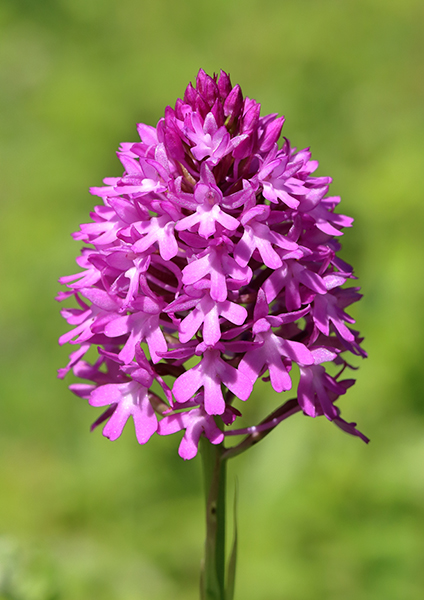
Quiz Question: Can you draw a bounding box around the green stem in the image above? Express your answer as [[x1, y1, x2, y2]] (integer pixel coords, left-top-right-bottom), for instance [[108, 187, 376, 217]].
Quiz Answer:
[[200, 438, 227, 600]]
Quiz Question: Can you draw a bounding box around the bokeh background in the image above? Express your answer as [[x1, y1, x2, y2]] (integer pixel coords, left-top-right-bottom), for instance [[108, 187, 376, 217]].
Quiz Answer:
[[1, 0, 424, 598]]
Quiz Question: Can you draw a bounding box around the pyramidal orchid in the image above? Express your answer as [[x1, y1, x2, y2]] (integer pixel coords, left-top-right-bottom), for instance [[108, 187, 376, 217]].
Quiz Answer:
[[58, 69, 367, 600]]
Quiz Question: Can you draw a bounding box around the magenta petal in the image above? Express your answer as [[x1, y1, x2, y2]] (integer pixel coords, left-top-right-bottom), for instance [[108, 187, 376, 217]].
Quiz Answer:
[[90, 384, 122, 407], [203, 374, 225, 415], [298, 368, 318, 417], [132, 392, 157, 444], [179, 308, 205, 343], [173, 368, 203, 403], [333, 417, 370, 443], [238, 349, 264, 386], [204, 422, 224, 445], [221, 364, 253, 401], [254, 289, 269, 321], [268, 360, 292, 393], [102, 406, 129, 441], [182, 255, 211, 286], [145, 324, 168, 364], [295, 264, 327, 295], [104, 315, 131, 337], [158, 223, 179, 260], [157, 413, 184, 436], [210, 268, 227, 302], [219, 301, 247, 326], [256, 237, 283, 269], [176, 212, 201, 232], [234, 229, 254, 267], [70, 383, 96, 399], [262, 264, 288, 303], [118, 328, 142, 364], [315, 376, 338, 420], [330, 316, 355, 343], [179, 423, 203, 459], [279, 339, 314, 365], [216, 210, 239, 231], [203, 303, 221, 346]]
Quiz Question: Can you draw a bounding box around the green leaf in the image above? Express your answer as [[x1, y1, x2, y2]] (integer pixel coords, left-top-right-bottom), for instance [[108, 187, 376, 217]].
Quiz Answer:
[[225, 481, 238, 600]]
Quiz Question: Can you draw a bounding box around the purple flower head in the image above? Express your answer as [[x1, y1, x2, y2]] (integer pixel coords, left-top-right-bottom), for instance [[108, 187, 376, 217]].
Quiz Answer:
[[58, 69, 367, 458]]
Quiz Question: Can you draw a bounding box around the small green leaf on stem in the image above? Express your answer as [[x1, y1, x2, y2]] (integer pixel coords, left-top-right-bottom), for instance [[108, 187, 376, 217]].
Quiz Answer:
[[225, 480, 238, 600]]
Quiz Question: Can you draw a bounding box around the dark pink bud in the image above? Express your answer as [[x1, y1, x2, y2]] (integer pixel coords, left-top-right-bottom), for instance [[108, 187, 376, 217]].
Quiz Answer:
[[201, 77, 220, 108], [224, 84, 243, 120], [233, 132, 257, 159], [210, 98, 225, 128], [260, 116, 285, 153], [241, 101, 261, 132], [174, 98, 186, 120], [195, 92, 210, 119], [184, 82, 197, 108], [217, 69, 232, 100], [163, 107, 185, 161], [195, 68, 209, 93]]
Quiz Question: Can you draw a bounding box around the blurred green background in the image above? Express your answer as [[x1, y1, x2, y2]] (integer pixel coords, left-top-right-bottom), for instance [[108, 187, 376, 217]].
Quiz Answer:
[[1, 0, 424, 598]]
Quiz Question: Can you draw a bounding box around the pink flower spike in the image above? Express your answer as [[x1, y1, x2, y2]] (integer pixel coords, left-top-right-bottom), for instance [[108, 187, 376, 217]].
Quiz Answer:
[[59, 68, 366, 457]]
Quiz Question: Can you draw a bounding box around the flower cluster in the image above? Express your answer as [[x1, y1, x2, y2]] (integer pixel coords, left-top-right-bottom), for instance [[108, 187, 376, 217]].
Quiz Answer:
[[58, 69, 367, 459]]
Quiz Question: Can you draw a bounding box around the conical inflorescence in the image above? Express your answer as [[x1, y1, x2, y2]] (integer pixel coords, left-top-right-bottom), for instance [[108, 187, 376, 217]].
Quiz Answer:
[[58, 69, 367, 459]]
